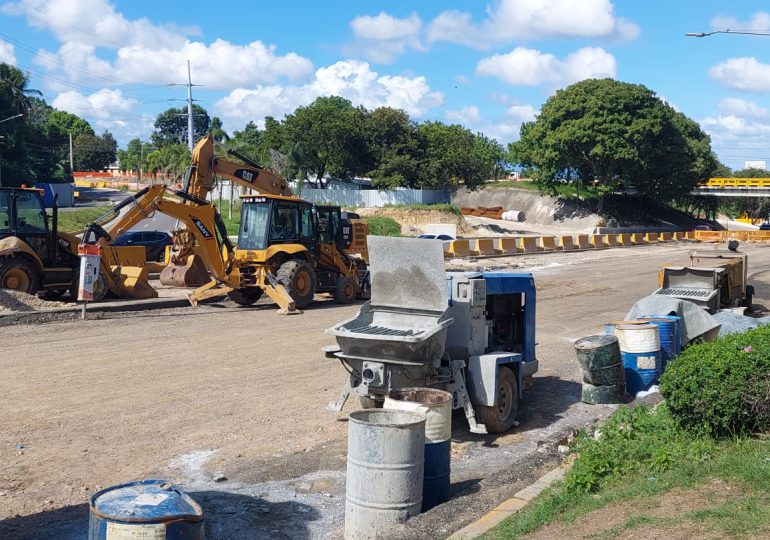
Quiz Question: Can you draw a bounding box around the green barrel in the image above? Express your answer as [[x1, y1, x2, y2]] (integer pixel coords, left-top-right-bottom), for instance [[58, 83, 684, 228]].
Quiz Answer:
[[581, 382, 626, 404], [575, 334, 625, 390]]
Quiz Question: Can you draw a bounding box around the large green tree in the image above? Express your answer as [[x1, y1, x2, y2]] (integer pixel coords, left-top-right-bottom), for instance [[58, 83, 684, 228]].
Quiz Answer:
[[73, 130, 117, 171], [419, 122, 499, 190], [151, 104, 210, 147], [363, 107, 427, 189], [509, 78, 717, 210]]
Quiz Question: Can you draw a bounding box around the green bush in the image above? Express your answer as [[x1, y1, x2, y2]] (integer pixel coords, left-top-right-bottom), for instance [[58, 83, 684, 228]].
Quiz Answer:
[[660, 325, 770, 437], [565, 406, 715, 493], [364, 216, 401, 236]]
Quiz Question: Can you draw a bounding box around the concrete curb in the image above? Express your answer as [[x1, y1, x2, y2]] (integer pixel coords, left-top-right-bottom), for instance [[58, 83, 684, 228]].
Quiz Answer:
[[447, 466, 567, 540], [0, 297, 191, 326]]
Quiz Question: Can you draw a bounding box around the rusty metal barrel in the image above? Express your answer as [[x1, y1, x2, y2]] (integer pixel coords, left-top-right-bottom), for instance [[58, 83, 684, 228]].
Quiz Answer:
[[385, 388, 452, 511], [575, 334, 626, 404], [345, 410, 426, 540]]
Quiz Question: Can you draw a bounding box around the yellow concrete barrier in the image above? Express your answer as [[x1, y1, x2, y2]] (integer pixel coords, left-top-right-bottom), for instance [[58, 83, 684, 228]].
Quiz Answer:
[[686, 231, 696, 240], [591, 234, 608, 248], [604, 234, 619, 247], [539, 236, 557, 251], [644, 232, 658, 243], [473, 238, 496, 256], [673, 232, 685, 240], [519, 236, 541, 253], [559, 235, 575, 251], [631, 233, 647, 244], [576, 234, 591, 249], [496, 237, 520, 254], [447, 239, 470, 258], [618, 233, 632, 246], [660, 232, 672, 241]]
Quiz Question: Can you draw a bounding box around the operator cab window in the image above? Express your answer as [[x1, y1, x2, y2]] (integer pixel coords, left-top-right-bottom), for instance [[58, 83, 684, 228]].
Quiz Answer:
[[14, 191, 46, 232], [301, 206, 314, 238], [0, 191, 9, 232], [270, 204, 299, 242]]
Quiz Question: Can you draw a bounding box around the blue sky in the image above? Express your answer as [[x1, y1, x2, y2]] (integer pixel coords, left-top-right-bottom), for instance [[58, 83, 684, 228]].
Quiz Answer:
[[2, 1, 770, 170]]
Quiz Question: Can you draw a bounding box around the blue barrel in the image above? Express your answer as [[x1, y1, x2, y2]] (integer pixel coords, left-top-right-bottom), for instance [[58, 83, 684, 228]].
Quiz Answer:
[[385, 388, 452, 512], [604, 323, 615, 336], [89, 479, 204, 540], [615, 324, 661, 396], [640, 316, 681, 371]]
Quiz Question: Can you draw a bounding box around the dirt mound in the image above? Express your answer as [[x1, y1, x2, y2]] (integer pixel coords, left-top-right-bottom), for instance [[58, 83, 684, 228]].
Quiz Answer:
[[0, 290, 70, 312], [453, 187, 602, 233], [356, 207, 474, 236]]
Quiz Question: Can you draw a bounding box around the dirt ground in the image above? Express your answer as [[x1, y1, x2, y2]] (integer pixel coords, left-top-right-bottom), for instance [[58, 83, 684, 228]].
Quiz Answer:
[[2, 241, 770, 539]]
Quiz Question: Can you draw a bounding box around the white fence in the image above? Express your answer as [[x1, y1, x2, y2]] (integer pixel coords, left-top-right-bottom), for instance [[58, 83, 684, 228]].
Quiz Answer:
[[210, 183, 450, 207]]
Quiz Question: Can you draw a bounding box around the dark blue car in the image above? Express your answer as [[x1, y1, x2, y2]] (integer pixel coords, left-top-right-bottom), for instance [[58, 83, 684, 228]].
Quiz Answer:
[[111, 231, 173, 262]]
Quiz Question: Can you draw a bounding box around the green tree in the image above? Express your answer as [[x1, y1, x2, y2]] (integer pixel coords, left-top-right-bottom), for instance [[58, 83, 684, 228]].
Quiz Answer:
[[0, 64, 41, 185], [510, 78, 717, 211], [418, 121, 496, 190], [363, 107, 427, 189], [731, 167, 770, 178], [282, 96, 367, 187], [151, 104, 210, 147], [208, 116, 229, 143], [73, 130, 117, 171], [145, 144, 190, 180]]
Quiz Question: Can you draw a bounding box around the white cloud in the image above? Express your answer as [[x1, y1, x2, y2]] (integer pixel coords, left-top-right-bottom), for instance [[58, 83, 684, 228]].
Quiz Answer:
[[2, 0, 196, 49], [51, 89, 152, 140], [700, 115, 770, 167], [348, 12, 425, 63], [712, 12, 770, 32], [446, 106, 482, 125], [428, 0, 638, 49], [476, 46, 616, 87], [215, 60, 443, 130], [506, 105, 537, 123], [709, 57, 770, 92], [0, 39, 15, 64], [718, 98, 769, 118]]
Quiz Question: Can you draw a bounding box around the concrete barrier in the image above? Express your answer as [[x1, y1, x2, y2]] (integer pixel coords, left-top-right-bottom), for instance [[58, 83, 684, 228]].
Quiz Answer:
[[618, 233, 632, 246], [496, 237, 520, 254], [519, 237, 541, 253], [591, 234, 608, 249], [473, 238, 496, 256], [673, 232, 685, 240], [631, 233, 647, 244], [604, 234, 619, 247], [660, 232, 672, 241], [644, 232, 659, 243], [686, 231, 696, 240], [447, 239, 470, 258], [559, 235, 575, 251], [576, 234, 591, 249], [539, 236, 557, 251]]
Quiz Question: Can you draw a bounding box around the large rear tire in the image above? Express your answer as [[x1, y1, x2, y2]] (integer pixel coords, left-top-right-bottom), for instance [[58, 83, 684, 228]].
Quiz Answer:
[[0, 256, 40, 294], [277, 259, 316, 309], [227, 288, 263, 306], [475, 367, 519, 433], [334, 276, 357, 304]]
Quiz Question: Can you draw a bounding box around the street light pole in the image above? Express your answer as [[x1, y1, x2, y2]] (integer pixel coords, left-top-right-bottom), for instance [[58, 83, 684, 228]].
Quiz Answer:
[[0, 113, 24, 188]]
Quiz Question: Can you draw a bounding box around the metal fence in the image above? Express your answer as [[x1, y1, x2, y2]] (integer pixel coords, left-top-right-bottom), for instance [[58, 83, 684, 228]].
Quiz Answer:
[[295, 187, 451, 207]]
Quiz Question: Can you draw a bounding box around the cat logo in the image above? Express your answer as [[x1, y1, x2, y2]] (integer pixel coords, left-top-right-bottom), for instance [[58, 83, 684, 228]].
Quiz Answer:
[[236, 169, 257, 184], [191, 217, 214, 240]]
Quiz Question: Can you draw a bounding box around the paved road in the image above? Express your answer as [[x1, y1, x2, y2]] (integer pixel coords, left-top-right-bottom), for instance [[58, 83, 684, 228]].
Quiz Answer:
[[1, 242, 769, 539]]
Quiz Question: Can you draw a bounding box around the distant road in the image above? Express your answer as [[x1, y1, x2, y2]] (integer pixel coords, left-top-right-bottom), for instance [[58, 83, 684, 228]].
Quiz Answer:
[[70, 186, 178, 234]]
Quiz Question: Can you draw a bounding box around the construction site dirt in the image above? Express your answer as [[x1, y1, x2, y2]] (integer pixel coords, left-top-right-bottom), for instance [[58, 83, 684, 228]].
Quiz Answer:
[[2, 242, 770, 540]]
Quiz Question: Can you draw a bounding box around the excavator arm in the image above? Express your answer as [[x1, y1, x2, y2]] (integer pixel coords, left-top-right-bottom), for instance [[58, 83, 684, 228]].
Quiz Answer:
[[185, 135, 293, 202]]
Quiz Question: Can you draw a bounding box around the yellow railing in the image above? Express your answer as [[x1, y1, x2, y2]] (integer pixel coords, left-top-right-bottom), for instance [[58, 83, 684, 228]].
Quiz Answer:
[[702, 178, 770, 188]]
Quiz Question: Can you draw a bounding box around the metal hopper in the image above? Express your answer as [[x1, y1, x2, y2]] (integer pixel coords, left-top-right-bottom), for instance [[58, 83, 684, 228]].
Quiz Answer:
[[326, 236, 453, 364]]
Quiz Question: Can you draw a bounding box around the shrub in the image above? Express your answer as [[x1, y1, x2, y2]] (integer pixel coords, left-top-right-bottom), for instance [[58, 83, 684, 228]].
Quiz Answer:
[[660, 325, 770, 437], [364, 216, 401, 237]]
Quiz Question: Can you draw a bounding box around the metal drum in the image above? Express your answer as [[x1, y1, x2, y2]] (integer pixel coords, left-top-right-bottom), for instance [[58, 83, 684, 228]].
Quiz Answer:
[[615, 323, 661, 396], [385, 388, 452, 511], [640, 316, 681, 370], [89, 479, 204, 540], [574, 334, 622, 371], [345, 410, 426, 540]]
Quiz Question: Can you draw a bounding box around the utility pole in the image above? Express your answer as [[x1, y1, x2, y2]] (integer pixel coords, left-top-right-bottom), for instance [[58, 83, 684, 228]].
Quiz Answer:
[[187, 60, 194, 153], [69, 132, 74, 172]]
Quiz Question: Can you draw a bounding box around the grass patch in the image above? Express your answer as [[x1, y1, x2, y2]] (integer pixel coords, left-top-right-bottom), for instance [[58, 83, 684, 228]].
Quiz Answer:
[[487, 180, 599, 200], [55, 205, 114, 233], [364, 216, 401, 236], [213, 200, 241, 236], [485, 406, 770, 539]]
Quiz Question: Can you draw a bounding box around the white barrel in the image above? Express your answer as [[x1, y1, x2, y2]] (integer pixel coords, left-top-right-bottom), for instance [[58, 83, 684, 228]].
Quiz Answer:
[[384, 388, 451, 443], [615, 323, 660, 353], [345, 410, 426, 540], [502, 210, 525, 222]]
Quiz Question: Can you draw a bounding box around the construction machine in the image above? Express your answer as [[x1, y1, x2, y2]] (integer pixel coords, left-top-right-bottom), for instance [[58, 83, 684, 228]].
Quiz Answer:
[[154, 134, 369, 313], [0, 186, 155, 300]]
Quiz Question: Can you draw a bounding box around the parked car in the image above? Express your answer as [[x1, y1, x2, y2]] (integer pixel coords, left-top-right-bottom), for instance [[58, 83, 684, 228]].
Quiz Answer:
[[694, 224, 713, 231], [111, 231, 173, 262], [417, 234, 455, 241], [760, 222, 770, 231]]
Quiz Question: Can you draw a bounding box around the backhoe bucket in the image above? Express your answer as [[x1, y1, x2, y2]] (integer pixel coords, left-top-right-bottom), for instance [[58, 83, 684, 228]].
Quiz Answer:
[[159, 254, 210, 287]]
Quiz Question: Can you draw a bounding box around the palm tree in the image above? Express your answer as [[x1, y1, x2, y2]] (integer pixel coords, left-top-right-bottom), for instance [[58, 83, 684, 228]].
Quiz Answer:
[[0, 63, 41, 116]]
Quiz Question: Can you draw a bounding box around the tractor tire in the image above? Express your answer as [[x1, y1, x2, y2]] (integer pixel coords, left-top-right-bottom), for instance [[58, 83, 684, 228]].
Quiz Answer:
[[0, 256, 40, 294], [359, 396, 384, 409], [227, 287, 263, 306], [334, 276, 357, 304], [277, 259, 316, 309], [475, 367, 519, 433], [68, 267, 108, 302]]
